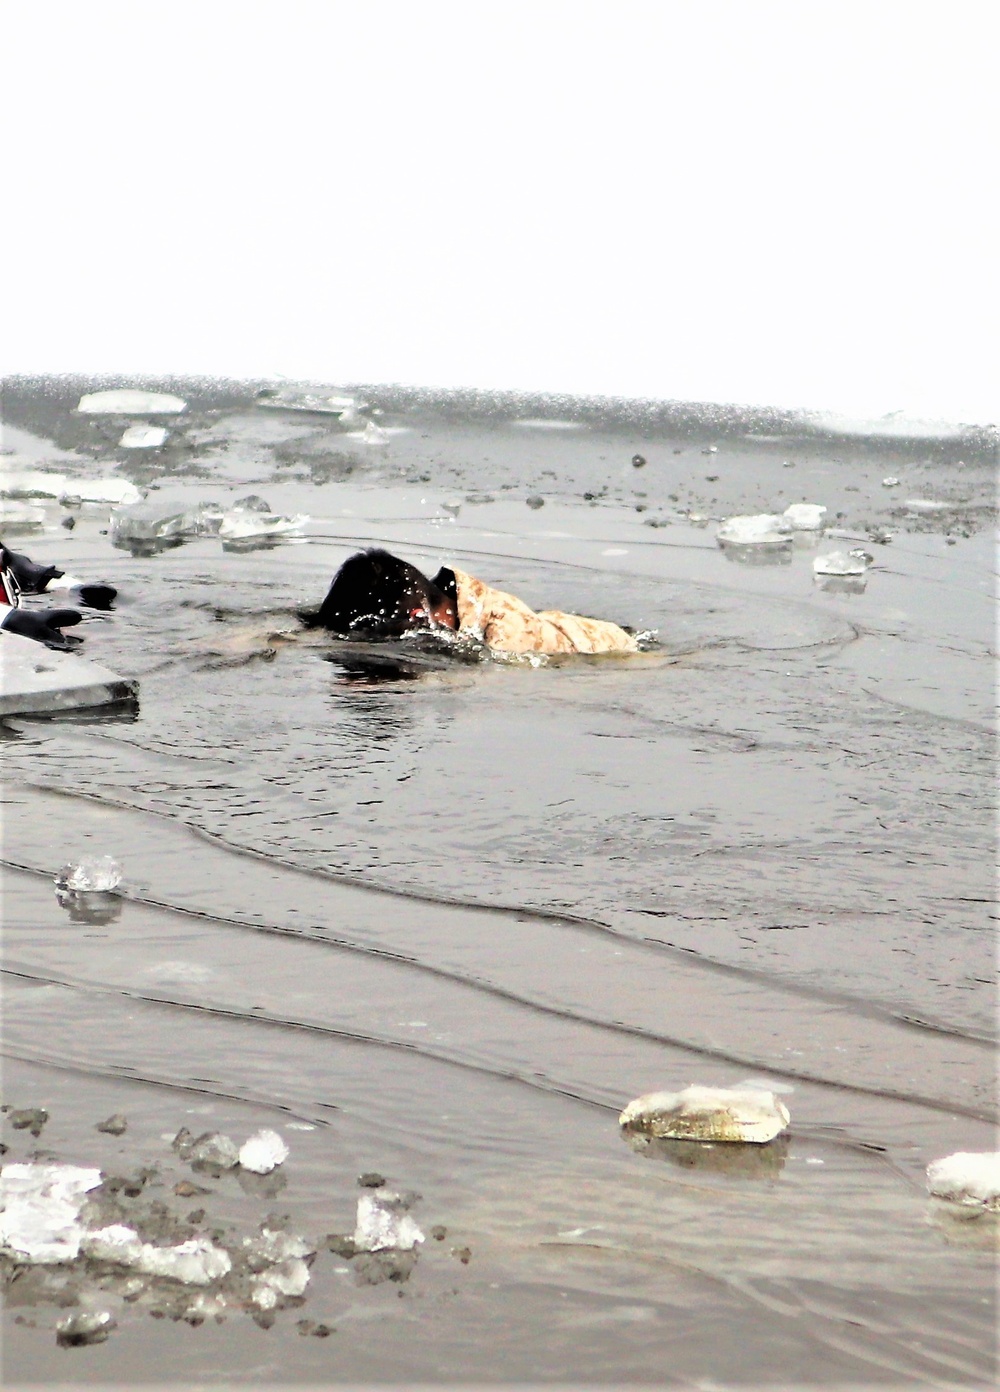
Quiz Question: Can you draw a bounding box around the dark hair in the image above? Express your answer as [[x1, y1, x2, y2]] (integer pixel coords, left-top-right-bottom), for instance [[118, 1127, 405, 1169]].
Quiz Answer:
[[303, 549, 448, 636]]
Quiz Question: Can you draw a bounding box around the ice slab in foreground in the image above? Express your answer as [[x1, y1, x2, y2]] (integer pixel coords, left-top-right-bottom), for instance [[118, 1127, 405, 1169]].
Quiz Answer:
[[619, 1084, 791, 1143], [77, 389, 186, 414], [926, 1152, 1000, 1210], [782, 503, 828, 530], [0, 1163, 103, 1262], [813, 548, 870, 577], [0, 631, 138, 716]]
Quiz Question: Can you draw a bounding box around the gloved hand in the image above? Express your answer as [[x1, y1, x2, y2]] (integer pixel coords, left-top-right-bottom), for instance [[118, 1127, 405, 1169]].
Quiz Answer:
[[0, 544, 64, 594], [1, 606, 84, 650]]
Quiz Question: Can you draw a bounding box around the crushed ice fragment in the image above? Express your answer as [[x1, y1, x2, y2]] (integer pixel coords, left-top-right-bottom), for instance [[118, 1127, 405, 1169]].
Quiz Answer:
[[55, 856, 122, 893], [619, 1085, 790, 1144], [56, 1309, 116, 1346], [716, 514, 792, 548], [238, 1130, 288, 1174], [926, 1152, 1000, 1210], [8, 1107, 49, 1133], [119, 426, 168, 449], [813, 549, 870, 577], [77, 389, 186, 414], [881, 476, 900, 487], [241, 1228, 314, 1268], [135, 1236, 232, 1284], [0, 1163, 103, 1262], [250, 1257, 311, 1307], [354, 1190, 424, 1252], [188, 1132, 240, 1169], [218, 512, 307, 545], [81, 1223, 144, 1265], [782, 503, 827, 530]]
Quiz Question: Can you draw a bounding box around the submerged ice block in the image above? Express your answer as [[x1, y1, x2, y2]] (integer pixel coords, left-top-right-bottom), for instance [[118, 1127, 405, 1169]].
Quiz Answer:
[[619, 1085, 791, 1144]]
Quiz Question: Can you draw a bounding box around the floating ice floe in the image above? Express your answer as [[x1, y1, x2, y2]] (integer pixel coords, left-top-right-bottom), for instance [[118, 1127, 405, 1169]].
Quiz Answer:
[[926, 1153, 1000, 1211], [241, 1227, 314, 1268], [77, 390, 186, 415], [55, 855, 123, 893], [218, 511, 307, 543], [186, 1132, 240, 1169], [0, 499, 46, 531], [782, 503, 827, 531], [135, 1236, 232, 1284], [0, 1163, 103, 1262], [119, 425, 168, 449], [238, 1130, 289, 1175], [255, 388, 361, 416], [56, 1310, 116, 1346], [81, 1223, 145, 1265], [354, 1190, 425, 1252], [251, 1257, 311, 1308], [813, 549, 871, 578], [882, 476, 901, 488], [619, 1085, 791, 1144], [716, 514, 793, 548]]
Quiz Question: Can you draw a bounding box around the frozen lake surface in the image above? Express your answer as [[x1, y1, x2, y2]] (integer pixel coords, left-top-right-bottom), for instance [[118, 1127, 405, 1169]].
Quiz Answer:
[[1, 379, 997, 1385]]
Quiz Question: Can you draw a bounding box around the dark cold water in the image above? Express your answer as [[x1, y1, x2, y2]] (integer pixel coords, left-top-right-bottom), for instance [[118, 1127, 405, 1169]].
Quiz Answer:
[[1, 378, 997, 1387]]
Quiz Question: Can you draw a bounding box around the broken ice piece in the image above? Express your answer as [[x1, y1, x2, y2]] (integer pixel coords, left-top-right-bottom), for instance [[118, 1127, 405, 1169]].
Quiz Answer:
[[926, 1152, 1000, 1211], [77, 389, 186, 415], [95, 1113, 128, 1136], [354, 1191, 425, 1252], [188, 1132, 240, 1169], [56, 1310, 116, 1347], [119, 426, 168, 449], [716, 514, 793, 548], [217, 512, 307, 542], [619, 1085, 790, 1144], [0, 1163, 103, 1263], [136, 1236, 232, 1284], [250, 1257, 311, 1307], [812, 549, 870, 577], [241, 1227, 313, 1268], [782, 503, 827, 530], [55, 856, 123, 894], [238, 1130, 288, 1174], [81, 1224, 144, 1265]]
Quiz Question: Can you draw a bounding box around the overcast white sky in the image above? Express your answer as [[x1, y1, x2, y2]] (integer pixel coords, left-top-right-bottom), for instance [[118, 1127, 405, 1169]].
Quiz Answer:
[[3, 0, 996, 421]]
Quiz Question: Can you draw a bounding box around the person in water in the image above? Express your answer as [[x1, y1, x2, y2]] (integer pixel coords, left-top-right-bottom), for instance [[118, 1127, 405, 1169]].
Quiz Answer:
[[302, 548, 638, 656]]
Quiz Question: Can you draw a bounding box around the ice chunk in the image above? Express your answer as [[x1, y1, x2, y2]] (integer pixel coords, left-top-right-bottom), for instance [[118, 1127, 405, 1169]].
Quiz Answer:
[[0, 499, 46, 531], [77, 390, 186, 415], [217, 511, 307, 542], [250, 1257, 311, 1307], [716, 514, 792, 547], [119, 425, 168, 449], [0, 470, 69, 499], [926, 1152, 1000, 1210], [882, 476, 901, 487], [187, 1132, 240, 1169], [242, 1227, 314, 1269], [55, 856, 122, 893], [255, 388, 360, 415], [81, 1224, 144, 1265], [0, 1163, 103, 1263], [109, 497, 224, 550], [56, 1310, 116, 1346], [813, 549, 870, 577], [782, 503, 827, 530], [619, 1085, 790, 1144], [136, 1236, 232, 1284], [354, 1191, 425, 1252], [238, 1129, 289, 1174]]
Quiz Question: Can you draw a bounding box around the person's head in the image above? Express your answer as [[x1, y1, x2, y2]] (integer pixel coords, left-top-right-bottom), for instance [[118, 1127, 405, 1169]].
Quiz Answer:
[[309, 549, 457, 636]]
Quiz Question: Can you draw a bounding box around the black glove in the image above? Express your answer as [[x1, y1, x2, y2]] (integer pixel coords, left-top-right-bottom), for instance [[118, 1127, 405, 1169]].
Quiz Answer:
[[0, 544, 64, 595], [1, 606, 84, 650]]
